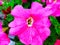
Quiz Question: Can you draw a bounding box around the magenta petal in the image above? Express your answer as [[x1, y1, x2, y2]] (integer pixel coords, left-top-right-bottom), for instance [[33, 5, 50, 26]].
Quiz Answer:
[[34, 17, 51, 28], [18, 29, 32, 44], [9, 19, 17, 27], [9, 26, 21, 36], [11, 5, 30, 19], [9, 24, 27, 36], [33, 20, 50, 41], [52, 11, 60, 16], [44, 2, 60, 16], [39, 28, 50, 41], [31, 2, 43, 13], [46, 2, 60, 17], [18, 27, 43, 45], [32, 35, 43, 45], [52, 2, 60, 17], [18, 27, 37, 44], [34, 23, 50, 41], [31, 2, 42, 10], [39, 17, 51, 27], [34, 25, 50, 41], [31, 7, 53, 17], [9, 18, 26, 27], [42, 3, 57, 16], [0, 32, 10, 45]]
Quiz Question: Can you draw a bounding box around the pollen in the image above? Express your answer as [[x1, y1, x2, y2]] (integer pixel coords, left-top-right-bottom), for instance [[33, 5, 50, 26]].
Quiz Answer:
[[27, 17, 33, 27]]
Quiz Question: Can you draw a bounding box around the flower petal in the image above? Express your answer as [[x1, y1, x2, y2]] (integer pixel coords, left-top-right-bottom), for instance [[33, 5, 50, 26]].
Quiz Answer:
[[32, 35, 43, 45], [31, 2, 43, 14], [0, 32, 10, 45], [18, 27, 37, 44], [44, 3, 58, 16], [39, 28, 50, 41], [9, 24, 27, 36], [9, 18, 26, 27], [33, 17, 51, 27], [35, 25, 50, 41], [52, 2, 60, 16], [11, 5, 30, 19], [33, 19, 50, 41], [18, 28, 32, 44], [31, 2, 43, 10]]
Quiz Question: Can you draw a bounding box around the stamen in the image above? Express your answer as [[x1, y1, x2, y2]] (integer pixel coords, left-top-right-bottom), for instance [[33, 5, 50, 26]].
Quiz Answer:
[[27, 17, 33, 27], [28, 18, 32, 25]]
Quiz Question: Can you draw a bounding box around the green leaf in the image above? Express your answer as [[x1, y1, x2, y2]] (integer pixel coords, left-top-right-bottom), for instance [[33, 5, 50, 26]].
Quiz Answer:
[[13, 36, 19, 42], [44, 36, 56, 45], [3, 1, 9, 9], [2, 0, 15, 9], [35, 0, 40, 2], [0, 6, 2, 10], [23, 2, 30, 8], [12, 36, 23, 45], [55, 24, 60, 35], [15, 42, 24, 45], [6, 14, 14, 22], [15, 0, 22, 5], [3, 20, 8, 27], [50, 16, 59, 26], [9, 0, 14, 8]]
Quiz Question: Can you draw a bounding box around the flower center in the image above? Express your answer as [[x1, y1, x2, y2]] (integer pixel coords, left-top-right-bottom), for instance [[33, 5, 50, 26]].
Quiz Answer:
[[27, 17, 33, 27]]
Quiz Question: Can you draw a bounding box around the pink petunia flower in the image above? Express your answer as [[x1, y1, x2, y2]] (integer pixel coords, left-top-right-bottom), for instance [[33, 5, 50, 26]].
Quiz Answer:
[[0, 22, 10, 45], [52, 2, 60, 17], [9, 2, 53, 45], [54, 39, 60, 45], [46, 2, 60, 17]]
